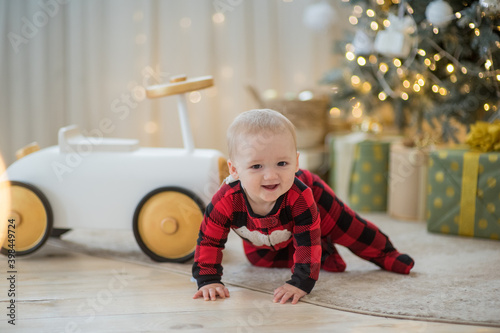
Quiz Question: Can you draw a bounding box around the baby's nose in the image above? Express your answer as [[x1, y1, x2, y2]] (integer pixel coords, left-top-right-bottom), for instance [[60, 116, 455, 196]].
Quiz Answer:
[[263, 168, 278, 180]]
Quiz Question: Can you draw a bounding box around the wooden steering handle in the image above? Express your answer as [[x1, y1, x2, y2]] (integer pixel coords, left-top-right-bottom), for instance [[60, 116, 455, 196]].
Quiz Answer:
[[146, 75, 214, 98]]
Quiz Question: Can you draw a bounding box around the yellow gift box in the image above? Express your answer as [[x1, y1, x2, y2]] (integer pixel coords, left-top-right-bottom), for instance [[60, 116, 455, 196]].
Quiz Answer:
[[426, 148, 500, 240]]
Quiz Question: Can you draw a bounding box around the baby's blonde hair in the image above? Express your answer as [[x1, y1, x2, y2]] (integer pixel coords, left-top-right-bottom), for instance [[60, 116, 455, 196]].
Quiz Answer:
[[227, 109, 297, 159]]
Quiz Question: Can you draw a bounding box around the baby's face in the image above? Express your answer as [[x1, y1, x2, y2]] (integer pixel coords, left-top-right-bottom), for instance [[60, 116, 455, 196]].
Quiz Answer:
[[228, 130, 299, 211]]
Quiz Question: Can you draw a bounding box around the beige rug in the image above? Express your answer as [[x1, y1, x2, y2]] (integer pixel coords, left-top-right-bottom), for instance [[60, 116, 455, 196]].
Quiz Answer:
[[44, 213, 500, 328]]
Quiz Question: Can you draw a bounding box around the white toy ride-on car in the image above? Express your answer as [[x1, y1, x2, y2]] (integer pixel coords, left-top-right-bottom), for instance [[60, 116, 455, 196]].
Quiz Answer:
[[0, 75, 228, 262]]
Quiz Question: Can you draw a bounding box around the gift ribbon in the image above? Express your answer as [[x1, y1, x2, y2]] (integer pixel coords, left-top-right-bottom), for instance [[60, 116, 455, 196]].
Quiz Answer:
[[459, 152, 480, 237]]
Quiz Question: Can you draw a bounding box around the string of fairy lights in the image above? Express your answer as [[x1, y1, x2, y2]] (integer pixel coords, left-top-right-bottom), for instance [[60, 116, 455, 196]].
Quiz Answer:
[[338, 0, 500, 121]]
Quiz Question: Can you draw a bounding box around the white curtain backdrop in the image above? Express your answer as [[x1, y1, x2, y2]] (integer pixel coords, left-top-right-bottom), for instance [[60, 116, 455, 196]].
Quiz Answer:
[[0, 0, 346, 166]]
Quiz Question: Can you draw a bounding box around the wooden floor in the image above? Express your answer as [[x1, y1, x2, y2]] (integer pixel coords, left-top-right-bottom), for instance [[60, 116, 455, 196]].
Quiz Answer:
[[0, 245, 498, 333]]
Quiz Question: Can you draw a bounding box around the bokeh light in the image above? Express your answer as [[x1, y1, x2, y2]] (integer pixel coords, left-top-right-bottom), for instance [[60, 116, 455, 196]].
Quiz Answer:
[[189, 91, 202, 103]]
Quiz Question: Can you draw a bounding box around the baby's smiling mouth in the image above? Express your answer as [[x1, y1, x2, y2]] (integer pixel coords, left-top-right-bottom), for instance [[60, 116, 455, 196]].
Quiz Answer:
[[262, 184, 278, 190]]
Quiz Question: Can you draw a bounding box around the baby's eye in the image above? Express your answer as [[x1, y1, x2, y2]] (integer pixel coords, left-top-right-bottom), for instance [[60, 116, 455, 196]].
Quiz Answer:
[[277, 161, 288, 167], [250, 164, 262, 169]]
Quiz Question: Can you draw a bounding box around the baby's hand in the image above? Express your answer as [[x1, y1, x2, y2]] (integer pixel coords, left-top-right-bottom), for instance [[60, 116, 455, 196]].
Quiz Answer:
[[273, 283, 307, 304], [193, 283, 230, 301]]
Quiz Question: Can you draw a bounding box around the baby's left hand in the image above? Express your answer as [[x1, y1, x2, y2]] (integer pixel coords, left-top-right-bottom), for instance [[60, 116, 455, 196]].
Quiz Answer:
[[273, 283, 307, 304]]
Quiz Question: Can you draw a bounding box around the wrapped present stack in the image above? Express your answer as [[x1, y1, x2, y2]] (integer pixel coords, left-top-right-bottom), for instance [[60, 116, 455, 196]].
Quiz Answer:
[[387, 138, 430, 221], [327, 120, 401, 213], [426, 121, 500, 241], [348, 140, 391, 212], [328, 131, 369, 204]]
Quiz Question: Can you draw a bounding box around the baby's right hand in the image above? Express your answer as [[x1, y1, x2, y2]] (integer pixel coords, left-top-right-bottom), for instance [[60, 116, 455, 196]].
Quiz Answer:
[[193, 283, 230, 301]]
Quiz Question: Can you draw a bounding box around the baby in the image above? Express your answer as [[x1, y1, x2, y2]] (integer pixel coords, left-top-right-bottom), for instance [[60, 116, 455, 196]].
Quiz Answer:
[[192, 109, 414, 304]]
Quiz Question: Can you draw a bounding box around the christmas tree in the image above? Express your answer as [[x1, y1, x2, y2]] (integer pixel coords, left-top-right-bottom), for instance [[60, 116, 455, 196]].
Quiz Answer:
[[322, 0, 500, 142]]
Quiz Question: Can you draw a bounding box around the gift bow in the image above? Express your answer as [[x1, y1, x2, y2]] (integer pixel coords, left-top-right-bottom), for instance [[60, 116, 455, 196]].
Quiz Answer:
[[465, 120, 500, 152]]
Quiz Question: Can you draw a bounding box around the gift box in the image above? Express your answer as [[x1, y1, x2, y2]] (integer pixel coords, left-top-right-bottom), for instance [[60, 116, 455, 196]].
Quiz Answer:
[[327, 132, 369, 202], [387, 143, 428, 220], [348, 140, 391, 212], [426, 149, 500, 240], [298, 146, 326, 174], [373, 13, 414, 58]]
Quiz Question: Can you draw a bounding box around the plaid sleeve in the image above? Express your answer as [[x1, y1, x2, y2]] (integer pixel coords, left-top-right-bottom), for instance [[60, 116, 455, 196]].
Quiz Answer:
[[285, 180, 322, 294], [192, 185, 233, 289]]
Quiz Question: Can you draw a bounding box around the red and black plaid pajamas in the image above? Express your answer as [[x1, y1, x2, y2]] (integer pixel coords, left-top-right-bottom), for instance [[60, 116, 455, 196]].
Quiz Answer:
[[193, 169, 414, 294], [295, 169, 414, 275]]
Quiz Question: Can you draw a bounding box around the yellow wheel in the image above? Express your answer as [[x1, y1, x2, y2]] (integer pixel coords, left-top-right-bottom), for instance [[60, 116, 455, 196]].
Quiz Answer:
[[1, 181, 53, 256], [133, 187, 205, 262]]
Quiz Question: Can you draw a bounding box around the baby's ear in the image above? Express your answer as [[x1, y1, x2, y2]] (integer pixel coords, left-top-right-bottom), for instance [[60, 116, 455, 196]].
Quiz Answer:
[[227, 159, 239, 179]]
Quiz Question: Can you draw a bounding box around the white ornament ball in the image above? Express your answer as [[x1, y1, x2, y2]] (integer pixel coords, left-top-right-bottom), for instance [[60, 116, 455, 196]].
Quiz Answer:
[[303, 1, 336, 32], [425, 0, 454, 28], [479, 0, 500, 16]]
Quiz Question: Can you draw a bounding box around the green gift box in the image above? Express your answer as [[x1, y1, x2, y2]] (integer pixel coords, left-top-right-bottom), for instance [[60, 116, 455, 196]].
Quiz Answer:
[[348, 140, 390, 212], [327, 132, 369, 203], [426, 149, 500, 240]]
